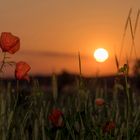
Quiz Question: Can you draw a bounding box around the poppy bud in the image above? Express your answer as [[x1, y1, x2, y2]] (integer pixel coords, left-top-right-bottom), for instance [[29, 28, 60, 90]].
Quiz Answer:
[[48, 108, 63, 127], [95, 98, 105, 106], [102, 121, 115, 133]]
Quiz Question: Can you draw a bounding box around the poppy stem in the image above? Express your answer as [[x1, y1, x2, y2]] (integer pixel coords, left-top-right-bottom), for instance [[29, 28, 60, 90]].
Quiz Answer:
[[0, 52, 7, 73]]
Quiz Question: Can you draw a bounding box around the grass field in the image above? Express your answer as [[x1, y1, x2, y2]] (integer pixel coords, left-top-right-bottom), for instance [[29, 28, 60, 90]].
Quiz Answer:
[[0, 69, 140, 140]]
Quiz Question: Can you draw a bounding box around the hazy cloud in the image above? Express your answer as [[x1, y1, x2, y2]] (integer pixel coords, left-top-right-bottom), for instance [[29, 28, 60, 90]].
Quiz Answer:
[[19, 50, 90, 59]]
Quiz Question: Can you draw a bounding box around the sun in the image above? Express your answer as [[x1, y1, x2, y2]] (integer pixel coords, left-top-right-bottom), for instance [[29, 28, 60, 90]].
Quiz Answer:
[[93, 48, 109, 62]]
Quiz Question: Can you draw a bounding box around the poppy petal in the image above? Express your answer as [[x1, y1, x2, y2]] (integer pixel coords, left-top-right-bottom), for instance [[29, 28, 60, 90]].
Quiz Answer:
[[15, 61, 31, 81], [0, 32, 20, 54]]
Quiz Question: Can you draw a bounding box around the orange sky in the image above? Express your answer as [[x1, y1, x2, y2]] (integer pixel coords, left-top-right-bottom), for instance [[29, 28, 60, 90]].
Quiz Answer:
[[0, 0, 140, 77]]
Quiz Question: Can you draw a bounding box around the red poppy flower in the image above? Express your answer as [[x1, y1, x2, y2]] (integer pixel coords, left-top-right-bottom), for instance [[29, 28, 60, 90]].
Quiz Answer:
[[0, 32, 20, 54], [15, 61, 31, 81], [102, 121, 115, 133], [95, 98, 105, 106], [48, 108, 63, 127]]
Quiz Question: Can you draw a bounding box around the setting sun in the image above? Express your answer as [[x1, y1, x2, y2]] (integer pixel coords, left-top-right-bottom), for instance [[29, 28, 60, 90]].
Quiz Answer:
[[93, 48, 109, 62]]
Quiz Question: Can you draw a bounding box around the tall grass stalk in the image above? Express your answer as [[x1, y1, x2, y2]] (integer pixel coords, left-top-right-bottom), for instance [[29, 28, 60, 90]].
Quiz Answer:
[[129, 9, 140, 61], [119, 8, 132, 63], [52, 73, 58, 104]]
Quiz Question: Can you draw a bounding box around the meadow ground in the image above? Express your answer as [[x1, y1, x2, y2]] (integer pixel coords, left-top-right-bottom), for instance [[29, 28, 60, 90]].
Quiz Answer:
[[0, 70, 140, 140]]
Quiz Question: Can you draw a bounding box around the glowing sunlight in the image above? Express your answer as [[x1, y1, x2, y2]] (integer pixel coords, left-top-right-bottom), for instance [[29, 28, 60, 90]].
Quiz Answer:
[[93, 48, 109, 62]]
